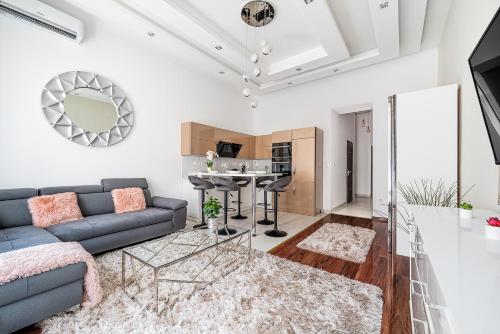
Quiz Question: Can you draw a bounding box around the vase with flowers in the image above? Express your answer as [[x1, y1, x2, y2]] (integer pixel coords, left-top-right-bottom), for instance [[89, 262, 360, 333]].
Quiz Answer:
[[206, 150, 217, 172], [486, 217, 500, 240]]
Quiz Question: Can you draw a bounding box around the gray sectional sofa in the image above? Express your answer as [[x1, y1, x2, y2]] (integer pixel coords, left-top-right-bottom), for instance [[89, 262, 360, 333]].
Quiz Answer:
[[0, 178, 188, 333]]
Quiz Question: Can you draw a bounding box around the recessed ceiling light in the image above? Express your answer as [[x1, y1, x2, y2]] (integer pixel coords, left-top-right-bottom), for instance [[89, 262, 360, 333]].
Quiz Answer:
[[218, 71, 225, 75], [287, 82, 293, 85], [296, 67, 302, 72], [147, 31, 156, 37], [304, 0, 314, 4], [214, 45, 223, 50]]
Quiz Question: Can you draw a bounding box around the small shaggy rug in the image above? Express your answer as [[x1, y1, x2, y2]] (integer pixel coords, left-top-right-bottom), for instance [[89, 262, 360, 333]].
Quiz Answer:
[[297, 223, 376, 263], [40, 247, 382, 334]]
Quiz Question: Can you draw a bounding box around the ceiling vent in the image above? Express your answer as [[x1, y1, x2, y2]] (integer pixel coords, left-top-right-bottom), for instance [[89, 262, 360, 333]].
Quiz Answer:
[[0, 0, 84, 43]]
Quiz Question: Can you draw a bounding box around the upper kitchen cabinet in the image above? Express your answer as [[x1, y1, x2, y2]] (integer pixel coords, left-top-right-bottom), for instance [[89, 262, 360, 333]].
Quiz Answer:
[[255, 134, 272, 159], [272, 130, 292, 143], [292, 127, 316, 140], [181, 122, 255, 159], [181, 122, 215, 156]]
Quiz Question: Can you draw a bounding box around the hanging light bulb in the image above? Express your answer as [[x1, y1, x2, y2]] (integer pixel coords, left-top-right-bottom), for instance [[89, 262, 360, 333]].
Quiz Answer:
[[242, 73, 249, 83], [242, 87, 251, 97], [262, 43, 272, 56], [250, 53, 259, 63], [253, 67, 262, 78], [250, 101, 258, 109], [260, 40, 268, 47]]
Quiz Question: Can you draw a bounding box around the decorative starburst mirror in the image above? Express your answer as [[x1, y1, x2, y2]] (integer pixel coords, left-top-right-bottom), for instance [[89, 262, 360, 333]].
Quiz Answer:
[[41, 71, 134, 147]]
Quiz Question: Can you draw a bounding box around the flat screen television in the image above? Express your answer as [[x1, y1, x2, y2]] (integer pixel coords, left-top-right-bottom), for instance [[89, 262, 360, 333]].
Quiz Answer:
[[469, 7, 500, 164]]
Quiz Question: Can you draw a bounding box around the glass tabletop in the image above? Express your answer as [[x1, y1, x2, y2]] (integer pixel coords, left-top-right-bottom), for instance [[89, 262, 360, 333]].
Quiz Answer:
[[122, 226, 250, 269]]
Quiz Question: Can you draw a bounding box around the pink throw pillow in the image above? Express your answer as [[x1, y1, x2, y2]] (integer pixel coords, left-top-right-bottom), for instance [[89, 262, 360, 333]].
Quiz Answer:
[[28, 192, 83, 228], [111, 187, 146, 214]]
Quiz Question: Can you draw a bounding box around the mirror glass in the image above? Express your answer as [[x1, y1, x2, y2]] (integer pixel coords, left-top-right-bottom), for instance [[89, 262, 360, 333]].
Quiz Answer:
[[64, 88, 118, 133]]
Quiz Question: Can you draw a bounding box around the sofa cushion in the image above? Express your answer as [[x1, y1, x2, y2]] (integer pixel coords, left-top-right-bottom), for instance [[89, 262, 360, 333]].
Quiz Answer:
[[0, 188, 38, 228], [0, 262, 86, 307], [0, 226, 60, 254], [101, 178, 148, 191], [0, 188, 38, 201], [77, 192, 115, 216], [46, 208, 173, 242], [39, 185, 104, 196], [28, 192, 83, 228], [111, 187, 146, 214]]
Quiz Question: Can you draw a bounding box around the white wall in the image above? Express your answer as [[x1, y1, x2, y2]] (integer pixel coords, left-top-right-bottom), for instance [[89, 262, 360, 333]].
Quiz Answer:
[[438, 0, 500, 211], [331, 113, 355, 206], [0, 16, 250, 200], [253, 49, 439, 215], [355, 112, 372, 197], [396, 84, 458, 199]]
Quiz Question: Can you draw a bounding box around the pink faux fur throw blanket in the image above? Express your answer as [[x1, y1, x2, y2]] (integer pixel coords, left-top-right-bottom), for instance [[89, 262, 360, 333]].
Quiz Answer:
[[0, 242, 102, 307]]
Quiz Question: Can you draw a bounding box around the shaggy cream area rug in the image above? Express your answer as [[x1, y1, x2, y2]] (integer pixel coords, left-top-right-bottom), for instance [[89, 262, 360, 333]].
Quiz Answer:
[[297, 223, 376, 263], [40, 247, 382, 334]]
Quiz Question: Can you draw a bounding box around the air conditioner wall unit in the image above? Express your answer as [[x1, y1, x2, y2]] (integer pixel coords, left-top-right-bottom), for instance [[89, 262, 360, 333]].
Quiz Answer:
[[0, 0, 84, 43]]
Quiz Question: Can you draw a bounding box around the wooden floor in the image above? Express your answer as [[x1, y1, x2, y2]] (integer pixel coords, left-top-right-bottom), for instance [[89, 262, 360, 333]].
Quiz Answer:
[[17, 214, 410, 334], [269, 214, 411, 334]]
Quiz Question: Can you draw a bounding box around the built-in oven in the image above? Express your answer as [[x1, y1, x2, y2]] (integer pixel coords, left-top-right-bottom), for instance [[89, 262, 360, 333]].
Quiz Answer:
[[272, 142, 292, 177]]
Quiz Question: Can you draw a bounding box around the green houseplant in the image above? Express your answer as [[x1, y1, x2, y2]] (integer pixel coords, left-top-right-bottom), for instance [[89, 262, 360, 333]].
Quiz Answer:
[[458, 201, 473, 219], [203, 197, 221, 231]]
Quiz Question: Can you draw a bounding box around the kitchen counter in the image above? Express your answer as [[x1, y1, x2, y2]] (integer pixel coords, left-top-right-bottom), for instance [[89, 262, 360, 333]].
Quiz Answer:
[[190, 171, 282, 178], [403, 205, 500, 334], [189, 172, 283, 235]]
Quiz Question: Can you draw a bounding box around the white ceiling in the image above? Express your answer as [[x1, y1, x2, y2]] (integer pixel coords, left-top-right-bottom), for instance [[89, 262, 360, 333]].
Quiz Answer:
[[54, 0, 453, 95]]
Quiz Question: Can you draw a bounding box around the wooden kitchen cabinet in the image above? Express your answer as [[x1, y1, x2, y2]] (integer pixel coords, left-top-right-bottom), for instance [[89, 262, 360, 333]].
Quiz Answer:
[[181, 122, 215, 156], [279, 127, 323, 216], [181, 122, 255, 158], [255, 134, 272, 159], [292, 137, 315, 182], [292, 127, 316, 140], [272, 130, 292, 143]]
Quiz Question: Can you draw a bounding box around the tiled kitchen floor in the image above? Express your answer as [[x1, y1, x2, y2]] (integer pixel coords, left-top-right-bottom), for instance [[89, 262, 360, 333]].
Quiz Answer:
[[331, 196, 372, 218], [187, 209, 326, 252]]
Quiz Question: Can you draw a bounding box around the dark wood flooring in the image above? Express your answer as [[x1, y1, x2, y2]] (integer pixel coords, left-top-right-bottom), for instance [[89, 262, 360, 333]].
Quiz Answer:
[[16, 214, 410, 334], [269, 214, 411, 334]]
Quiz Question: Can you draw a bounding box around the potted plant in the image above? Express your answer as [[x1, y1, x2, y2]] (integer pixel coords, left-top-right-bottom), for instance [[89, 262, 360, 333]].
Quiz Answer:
[[206, 150, 217, 172], [203, 197, 221, 232], [458, 202, 473, 219], [485, 217, 500, 240]]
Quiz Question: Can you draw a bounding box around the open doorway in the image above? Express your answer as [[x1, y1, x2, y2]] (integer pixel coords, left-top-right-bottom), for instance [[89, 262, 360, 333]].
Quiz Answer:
[[333, 111, 373, 218]]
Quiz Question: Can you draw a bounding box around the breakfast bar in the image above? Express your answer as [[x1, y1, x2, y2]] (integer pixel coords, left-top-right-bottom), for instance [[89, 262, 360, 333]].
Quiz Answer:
[[189, 171, 282, 236]]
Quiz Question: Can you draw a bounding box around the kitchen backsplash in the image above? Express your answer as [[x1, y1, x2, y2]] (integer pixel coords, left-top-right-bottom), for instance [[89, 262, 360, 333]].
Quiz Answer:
[[182, 156, 272, 179]]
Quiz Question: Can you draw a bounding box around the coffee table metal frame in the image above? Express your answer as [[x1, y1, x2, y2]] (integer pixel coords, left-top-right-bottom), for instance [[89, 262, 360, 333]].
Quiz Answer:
[[121, 225, 251, 315]]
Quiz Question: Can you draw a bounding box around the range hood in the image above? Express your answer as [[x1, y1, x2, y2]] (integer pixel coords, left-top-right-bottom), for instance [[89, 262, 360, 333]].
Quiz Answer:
[[216, 141, 242, 158]]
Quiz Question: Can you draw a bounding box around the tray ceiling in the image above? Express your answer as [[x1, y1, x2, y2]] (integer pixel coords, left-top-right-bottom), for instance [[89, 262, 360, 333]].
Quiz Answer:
[[61, 0, 453, 94]]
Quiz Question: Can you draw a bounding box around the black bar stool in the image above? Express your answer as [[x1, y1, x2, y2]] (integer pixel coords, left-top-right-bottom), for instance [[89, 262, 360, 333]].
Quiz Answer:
[[231, 176, 251, 220], [256, 176, 274, 225], [211, 176, 239, 235], [264, 176, 291, 237], [188, 176, 215, 229]]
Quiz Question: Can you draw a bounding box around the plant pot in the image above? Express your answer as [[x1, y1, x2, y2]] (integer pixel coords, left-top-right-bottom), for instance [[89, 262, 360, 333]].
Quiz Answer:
[[485, 225, 500, 240], [207, 166, 212, 172], [207, 218, 218, 233], [459, 208, 473, 219]]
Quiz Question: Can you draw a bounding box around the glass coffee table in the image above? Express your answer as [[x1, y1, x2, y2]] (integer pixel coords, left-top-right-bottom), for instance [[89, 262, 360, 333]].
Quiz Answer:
[[121, 225, 251, 315]]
